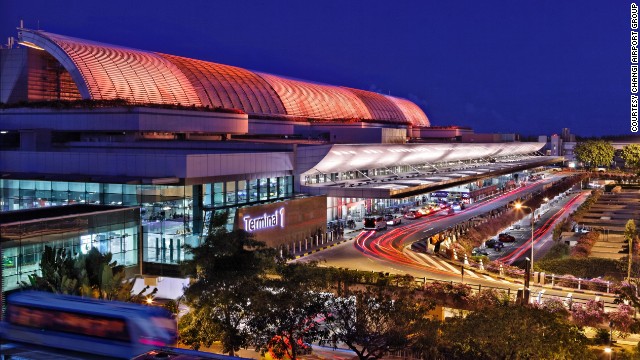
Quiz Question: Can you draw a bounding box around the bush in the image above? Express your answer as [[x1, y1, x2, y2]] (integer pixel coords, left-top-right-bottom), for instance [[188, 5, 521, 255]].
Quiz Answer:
[[569, 231, 600, 258], [542, 243, 570, 260], [467, 288, 510, 310], [423, 281, 472, 307], [608, 304, 635, 336], [536, 257, 621, 279], [485, 261, 524, 278], [538, 296, 570, 317], [571, 299, 605, 328], [592, 328, 611, 345]]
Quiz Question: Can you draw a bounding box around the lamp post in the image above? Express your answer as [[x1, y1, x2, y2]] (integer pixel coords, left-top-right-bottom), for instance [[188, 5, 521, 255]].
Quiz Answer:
[[515, 202, 535, 273]]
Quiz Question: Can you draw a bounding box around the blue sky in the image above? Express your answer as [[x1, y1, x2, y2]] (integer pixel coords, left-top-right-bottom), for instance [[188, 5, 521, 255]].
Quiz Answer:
[[0, 1, 628, 136]]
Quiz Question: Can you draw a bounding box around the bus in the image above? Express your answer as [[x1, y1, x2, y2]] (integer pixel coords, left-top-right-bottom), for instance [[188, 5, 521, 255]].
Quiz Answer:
[[0, 291, 177, 359], [131, 348, 252, 359], [363, 215, 387, 231]]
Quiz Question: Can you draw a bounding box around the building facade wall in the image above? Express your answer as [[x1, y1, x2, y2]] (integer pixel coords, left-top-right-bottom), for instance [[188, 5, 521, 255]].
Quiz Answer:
[[0, 207, 140, 293]]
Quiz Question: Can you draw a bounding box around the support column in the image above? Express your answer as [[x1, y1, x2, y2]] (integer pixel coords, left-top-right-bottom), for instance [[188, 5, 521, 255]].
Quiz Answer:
[[192, 184, 204, 235]]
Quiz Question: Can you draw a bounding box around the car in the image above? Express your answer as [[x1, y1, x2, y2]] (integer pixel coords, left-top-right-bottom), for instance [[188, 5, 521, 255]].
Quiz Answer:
[[404, 209, 423, 219], [364, 215, 387, 231], [472, 247, 489, 256], [485, 239, 500, 248], [385, 214, 402, 226], [498, 233, 516, 242], [485, 239, 505, 251], [404, 212, 416, 219]]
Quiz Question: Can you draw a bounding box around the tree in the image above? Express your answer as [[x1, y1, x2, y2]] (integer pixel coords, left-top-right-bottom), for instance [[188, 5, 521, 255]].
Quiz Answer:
[[324, 282, 435, 360], [250, 262, 332, 360], [626, 219, 637, 280], [439, 305, 595, 359], [180, 211, 277, 356], [574, 140, 615, 169], [24, 246, 79, 294], [571, 299, 605, 328], [22, 246, 154, 302], [622, 144, 640, 169]]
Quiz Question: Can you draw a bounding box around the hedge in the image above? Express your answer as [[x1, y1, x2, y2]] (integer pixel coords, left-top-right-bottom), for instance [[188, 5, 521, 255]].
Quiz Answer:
[[535, 257, 622, 279]]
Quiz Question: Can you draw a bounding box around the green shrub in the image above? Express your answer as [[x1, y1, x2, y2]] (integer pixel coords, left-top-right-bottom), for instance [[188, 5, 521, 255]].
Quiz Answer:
[[592, 328, 611, 345], [542, 243, 570, 261], [535, 257, 621, 279]]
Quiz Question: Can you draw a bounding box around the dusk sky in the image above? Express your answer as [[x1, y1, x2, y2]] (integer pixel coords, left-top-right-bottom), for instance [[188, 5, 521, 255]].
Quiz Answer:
[[0, 1, 628, 137]]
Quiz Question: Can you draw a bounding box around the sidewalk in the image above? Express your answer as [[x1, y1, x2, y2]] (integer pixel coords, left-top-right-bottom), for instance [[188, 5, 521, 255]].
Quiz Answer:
[[293, 226, 365, 260]]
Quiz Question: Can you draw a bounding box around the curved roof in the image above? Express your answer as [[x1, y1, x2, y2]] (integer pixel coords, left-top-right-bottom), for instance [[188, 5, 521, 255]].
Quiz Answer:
[[19, 31, 202, 105], [18, 29, 430, 126], [257, 72, 373, 120], [158, 53, 286, 114], [385, 96, 431, 127]]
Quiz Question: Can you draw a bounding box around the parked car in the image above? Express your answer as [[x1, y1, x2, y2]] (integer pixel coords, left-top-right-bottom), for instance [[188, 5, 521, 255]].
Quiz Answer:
[[384, 214, 402, 226], [472, 247, 489, 256], [498, 233, 516, 242], [485, 239, 500, 248]]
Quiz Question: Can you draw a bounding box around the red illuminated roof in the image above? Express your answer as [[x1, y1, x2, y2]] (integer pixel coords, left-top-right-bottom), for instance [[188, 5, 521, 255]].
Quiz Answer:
[[257, 72, 373, 121], [18, 29, 430, 126]]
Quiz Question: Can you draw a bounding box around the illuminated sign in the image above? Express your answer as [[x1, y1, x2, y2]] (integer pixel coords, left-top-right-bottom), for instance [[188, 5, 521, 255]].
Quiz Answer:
[[243, 207, 285, 232]]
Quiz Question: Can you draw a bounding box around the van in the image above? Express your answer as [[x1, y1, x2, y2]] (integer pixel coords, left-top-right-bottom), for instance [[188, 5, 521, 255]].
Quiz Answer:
[[364, 215, 387, 231]]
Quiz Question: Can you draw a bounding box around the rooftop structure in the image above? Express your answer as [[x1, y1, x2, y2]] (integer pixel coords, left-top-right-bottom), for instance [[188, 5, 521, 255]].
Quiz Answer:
[[8, 29, 429, 127]]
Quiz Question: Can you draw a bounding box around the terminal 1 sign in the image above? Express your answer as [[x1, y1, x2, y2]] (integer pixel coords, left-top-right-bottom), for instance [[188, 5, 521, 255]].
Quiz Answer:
[[243, 207, 285, 232], [235, 195, 327, 248]]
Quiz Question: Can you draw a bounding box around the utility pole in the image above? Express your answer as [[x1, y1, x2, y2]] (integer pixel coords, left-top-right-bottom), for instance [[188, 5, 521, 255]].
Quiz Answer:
[[626, 219, 637, 281], [629, 235, 633, 281]]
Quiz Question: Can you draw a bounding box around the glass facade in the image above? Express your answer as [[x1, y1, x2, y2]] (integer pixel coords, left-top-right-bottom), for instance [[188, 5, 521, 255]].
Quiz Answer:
[[1, 207, 139, 293], [202, 176, 294, 231], [203, 176, 294, 209], [0, 176, 294, 267]]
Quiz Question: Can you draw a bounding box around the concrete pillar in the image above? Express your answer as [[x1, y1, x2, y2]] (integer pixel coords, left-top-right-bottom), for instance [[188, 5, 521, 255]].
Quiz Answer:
[[192, 184, 204, 235]]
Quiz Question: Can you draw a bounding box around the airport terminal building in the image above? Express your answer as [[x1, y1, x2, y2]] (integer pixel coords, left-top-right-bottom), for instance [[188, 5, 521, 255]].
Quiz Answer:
[[0, 28, 557, 290]]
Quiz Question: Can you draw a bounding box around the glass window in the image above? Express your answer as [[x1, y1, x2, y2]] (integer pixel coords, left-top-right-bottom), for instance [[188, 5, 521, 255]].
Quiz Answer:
[[213, 182, 224, 207], [203, 183, 212, 207], [249, 179, 258, 202], [286, 176, 293, 197], [20, 180, 35, 190], [52, 182, 68, 192], [122, 185, 137, 195], [237, 180, 247, 204], [225, 181, 236, 205], [69, 182, 85, 192], [104, 184, 123, 194], [259, 179, 268, 201], [268, 178, 278, 199]]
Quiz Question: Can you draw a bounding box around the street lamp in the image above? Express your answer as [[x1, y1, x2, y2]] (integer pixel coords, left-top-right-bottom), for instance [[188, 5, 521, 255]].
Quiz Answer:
[[514, 202, 535, 273]]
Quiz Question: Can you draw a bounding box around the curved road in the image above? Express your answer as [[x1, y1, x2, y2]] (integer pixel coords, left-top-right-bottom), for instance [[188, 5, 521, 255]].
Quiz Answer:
[[296, 174, 619, 309]]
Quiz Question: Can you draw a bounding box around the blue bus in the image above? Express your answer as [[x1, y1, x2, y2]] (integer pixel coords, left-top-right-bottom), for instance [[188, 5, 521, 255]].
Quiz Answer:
[[1, 291, 177, 359], [131, 348, 252, 360]]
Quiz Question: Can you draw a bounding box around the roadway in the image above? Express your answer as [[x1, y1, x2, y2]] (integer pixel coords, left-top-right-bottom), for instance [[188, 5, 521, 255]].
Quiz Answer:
[[296, 174, 619, 309]]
